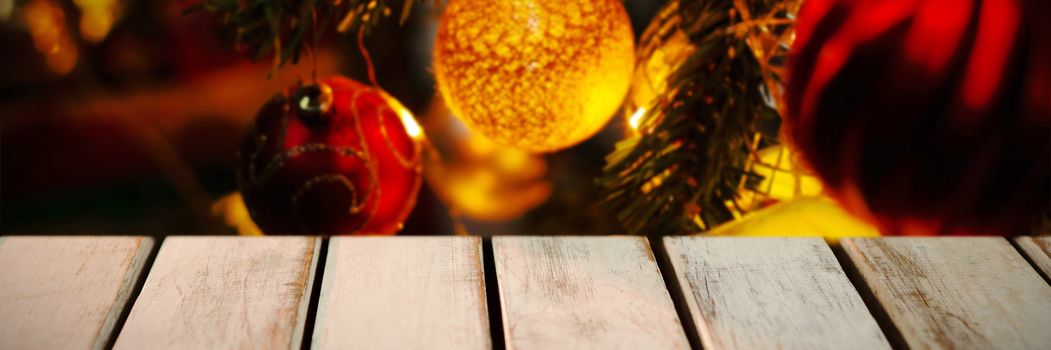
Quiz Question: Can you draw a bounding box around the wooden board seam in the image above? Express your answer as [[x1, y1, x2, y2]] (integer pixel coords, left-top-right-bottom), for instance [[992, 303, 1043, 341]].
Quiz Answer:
[[98, 236, 158, 350], [299, 237, 328, 350], [292, 237, 322, 350], [664, 237, 890, 349], [1012, 237, 1051, 285], [0, 236, 157, 350], [310, 238, 339, 348], [481, 237, 506, 350], [841, 237, 1051, 350], [832, 240, 909, 349], [649, 236, 703, 350]]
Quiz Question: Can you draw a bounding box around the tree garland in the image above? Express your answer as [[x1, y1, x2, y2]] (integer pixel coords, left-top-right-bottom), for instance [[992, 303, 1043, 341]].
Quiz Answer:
[[187, 0, 430, 69], [598, 0, 796, 235]]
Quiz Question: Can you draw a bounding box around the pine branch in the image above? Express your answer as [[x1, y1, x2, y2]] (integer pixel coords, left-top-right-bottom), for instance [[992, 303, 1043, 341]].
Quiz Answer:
[[598, 0, 792, 235], [189, 0, 430, 68]]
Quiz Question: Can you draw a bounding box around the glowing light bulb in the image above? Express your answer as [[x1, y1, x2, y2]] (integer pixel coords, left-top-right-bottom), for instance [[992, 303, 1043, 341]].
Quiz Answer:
[[434, 0, 635, 153]]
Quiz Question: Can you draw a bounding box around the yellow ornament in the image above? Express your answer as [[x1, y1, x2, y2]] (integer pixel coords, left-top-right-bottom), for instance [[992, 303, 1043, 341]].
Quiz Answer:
[[707, 196, 881, 243], [733, 144, 824, 214], [433, 0, 635, 153]]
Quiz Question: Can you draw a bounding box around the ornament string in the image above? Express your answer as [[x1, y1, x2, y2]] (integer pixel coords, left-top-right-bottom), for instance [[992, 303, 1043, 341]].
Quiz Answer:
[[310, 6, 320, 83], [353, 24, 470, 235], [344, 10, 473, 236], [357, 29, 379, 87], [361, 24, 475, 235]]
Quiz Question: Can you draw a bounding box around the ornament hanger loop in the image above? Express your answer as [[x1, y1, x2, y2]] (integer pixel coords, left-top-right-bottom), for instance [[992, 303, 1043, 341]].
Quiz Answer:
[[358, 29, 379, 87], [295, 83, 335, 123]]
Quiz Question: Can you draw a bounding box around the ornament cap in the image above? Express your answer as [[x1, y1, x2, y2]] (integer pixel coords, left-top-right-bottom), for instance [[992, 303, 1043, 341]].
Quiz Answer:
[[294, 83, 335, 126]]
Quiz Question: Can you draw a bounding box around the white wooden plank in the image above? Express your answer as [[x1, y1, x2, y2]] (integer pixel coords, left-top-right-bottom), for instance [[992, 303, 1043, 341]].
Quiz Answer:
[[663, 237, 890, 350], [0, 236, 154, 350], [312, 236, 489, 350], [1015, 236, 1051, 280], [842, 237, 1051, 350], [113, 236, 320, 350], [493, 236, 689, 350]]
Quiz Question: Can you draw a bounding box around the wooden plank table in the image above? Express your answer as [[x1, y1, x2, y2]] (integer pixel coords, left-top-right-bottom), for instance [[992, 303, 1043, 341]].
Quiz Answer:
[[0, 235, 1048, 350], [312, 236, 490, 349], [842, 237, 1051, 350], [493, 236, 689, 350], [663, 237, 889, 350], [113, 236, 320, 350], [0, 236, 153, 350]]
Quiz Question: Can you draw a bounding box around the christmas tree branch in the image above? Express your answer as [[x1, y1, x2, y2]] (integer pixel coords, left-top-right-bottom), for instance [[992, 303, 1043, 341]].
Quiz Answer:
[[598, 0, 791, 235], [188, 0, 434, 69]]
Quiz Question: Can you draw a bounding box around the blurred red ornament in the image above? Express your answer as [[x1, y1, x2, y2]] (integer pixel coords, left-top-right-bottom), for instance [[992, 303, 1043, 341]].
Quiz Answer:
[[786, 0, 1051, 235], [238, 76, 422, 235]]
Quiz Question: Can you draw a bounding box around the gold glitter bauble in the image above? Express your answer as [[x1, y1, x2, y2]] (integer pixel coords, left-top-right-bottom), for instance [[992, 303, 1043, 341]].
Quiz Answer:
[[434, 0, 635, 153]]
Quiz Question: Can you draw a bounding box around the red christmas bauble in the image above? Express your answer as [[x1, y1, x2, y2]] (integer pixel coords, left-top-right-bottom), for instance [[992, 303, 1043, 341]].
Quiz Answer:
[[786, 0, 1051, 235], [237, 76, 422, 235]]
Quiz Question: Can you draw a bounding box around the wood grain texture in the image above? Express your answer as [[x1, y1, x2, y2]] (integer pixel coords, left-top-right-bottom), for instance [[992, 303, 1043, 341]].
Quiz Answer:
[[663, 237, 890, 350], [113, 236, 320, 350], [312, 236, 490, 350], [1015, 236, 1051, 281], [842, 237, 1051, 350], [0, 236, 154, 350], [493, 236, 689, 350]]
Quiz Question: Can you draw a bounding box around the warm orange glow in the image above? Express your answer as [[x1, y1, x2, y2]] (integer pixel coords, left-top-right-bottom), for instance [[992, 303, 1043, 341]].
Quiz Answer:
[[422, 100, 551, 222], [1, 0, 14, 22], [73, 0, 121, 43], [23, 0, 77, 74], [438, 147, 550, 222], [434, 0, 635, 153], [212, 193, 264, 236]]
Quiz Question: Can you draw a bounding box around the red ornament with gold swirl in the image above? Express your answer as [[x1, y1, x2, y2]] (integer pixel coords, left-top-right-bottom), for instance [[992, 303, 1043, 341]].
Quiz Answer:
[[237, 76, 422, 235]]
